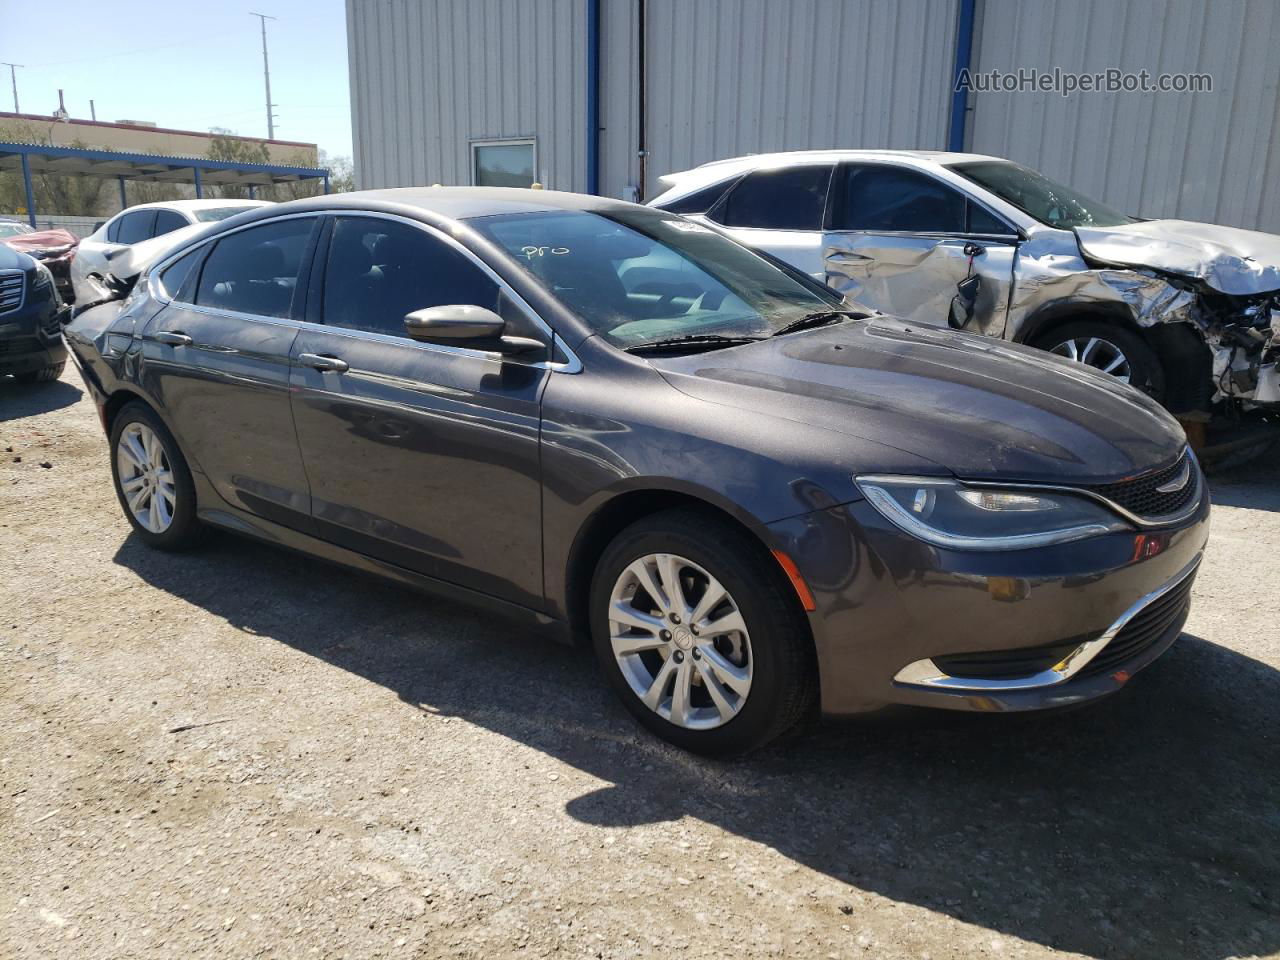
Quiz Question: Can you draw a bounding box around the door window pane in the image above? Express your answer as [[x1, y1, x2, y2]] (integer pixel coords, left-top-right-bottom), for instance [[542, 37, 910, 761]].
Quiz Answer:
[[967, 201, 1012, 235], [195, 218, 316, 318], [322, 217, 500, 337], [473, 141, 535, 187], [836, 165, 967, 233], [715, 165, 833, 230], [116, 210, 157, 244], [158, 249, 201, 301], [153, 209, 189, 237]]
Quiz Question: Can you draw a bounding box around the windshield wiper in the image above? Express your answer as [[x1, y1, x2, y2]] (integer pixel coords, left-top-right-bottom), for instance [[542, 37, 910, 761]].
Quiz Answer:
[[623, 334, 763, 356], [771, 310, 859, 338]]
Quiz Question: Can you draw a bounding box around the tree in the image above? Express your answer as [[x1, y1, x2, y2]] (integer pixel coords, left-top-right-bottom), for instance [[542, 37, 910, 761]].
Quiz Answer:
[[205, 128, 271, 200], [0, 119, 108, 217]]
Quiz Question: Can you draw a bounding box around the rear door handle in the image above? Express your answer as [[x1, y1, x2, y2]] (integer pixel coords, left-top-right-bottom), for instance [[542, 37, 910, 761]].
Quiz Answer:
[[155, 331, 193, 346], [298, 352, 349, 373]]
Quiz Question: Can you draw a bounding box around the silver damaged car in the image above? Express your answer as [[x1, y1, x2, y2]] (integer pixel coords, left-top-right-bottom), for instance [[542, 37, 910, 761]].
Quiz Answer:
[[650, 150, 1280, 419]]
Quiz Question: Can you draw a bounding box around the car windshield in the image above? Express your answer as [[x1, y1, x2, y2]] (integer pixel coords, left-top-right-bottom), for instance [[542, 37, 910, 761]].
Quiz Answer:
[[0, 221, 33, 237], [949, 160, 1135, 229], [467, 207, 842, 346], [192, 207, 258, 223]]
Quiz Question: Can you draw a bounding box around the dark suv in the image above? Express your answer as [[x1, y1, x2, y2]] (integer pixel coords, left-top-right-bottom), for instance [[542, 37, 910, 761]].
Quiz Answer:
[[0, 244, 66, 383]]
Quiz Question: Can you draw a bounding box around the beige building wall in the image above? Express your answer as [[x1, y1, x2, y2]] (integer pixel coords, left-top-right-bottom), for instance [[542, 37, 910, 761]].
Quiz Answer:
[[0, 112, 318, 166]]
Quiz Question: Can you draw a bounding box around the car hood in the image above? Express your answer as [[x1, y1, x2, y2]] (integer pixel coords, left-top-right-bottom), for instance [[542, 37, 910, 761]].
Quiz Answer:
[[1075, 219, 1280, 296], [0, 228, 78, 254], [650, 317, 1186, 484]]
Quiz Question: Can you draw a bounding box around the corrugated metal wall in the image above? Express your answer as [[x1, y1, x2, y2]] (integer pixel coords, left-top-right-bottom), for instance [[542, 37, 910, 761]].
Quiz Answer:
[[969, 0, 1280, 232], [346, 0, 586, 190], [602, 0, 959, 199], [347, 0, 958, 197], [346, 0, 1280, 232]]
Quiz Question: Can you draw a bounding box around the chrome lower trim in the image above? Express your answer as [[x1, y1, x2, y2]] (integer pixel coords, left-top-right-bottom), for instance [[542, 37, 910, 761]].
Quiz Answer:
[[892, 554, 1201, 692]]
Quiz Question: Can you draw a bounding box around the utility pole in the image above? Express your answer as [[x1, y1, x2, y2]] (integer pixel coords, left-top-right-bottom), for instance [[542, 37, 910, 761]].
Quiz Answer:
[[249, 12, 278, 139], [2, 63, 22, 113]]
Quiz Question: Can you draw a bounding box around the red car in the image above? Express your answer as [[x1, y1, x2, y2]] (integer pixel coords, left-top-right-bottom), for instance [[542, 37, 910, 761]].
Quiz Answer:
[[0, 220, 79, 303]]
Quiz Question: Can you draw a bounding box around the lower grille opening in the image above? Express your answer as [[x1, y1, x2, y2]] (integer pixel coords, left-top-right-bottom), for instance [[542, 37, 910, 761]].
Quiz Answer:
[[933, 641, 1083, 680], [1081, 572, 1196, 677]]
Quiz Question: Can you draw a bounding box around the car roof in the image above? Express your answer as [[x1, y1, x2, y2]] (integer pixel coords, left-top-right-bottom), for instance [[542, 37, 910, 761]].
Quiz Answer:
[[655, 149, 1007, 192], [261, 186, 648, 222], [115, 199, 272, 215]]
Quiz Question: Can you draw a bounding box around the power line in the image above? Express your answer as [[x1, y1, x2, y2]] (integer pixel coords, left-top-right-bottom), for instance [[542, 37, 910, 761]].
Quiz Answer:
[[249, 12, 278, 140]]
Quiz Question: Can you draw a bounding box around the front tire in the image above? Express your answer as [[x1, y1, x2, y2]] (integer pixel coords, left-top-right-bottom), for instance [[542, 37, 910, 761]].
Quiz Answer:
[[590, 509, 816, 756], [1035, 321, 1165, 400], [109, 402, 204, 551]]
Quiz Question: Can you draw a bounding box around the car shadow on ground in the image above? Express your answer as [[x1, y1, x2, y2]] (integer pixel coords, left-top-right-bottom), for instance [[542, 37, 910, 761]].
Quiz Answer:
[[112, 530, 1279, 960], [0, 376, 82, 421]]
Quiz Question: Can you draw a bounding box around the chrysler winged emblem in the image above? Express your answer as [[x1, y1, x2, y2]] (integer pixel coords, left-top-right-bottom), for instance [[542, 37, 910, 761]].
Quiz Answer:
[[1155, 460, 1191, 494]]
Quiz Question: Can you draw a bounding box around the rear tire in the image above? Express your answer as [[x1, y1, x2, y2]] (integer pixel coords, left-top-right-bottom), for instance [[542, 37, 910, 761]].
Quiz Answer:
[[109, 402, 205, 551], [13, 361, 65, 384], [1035, 321, 1165, 401], [590, 508, 816, 756]]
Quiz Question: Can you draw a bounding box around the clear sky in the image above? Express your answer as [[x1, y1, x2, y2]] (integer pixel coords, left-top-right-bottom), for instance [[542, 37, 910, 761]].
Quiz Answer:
[[0, 0, 353, 159]]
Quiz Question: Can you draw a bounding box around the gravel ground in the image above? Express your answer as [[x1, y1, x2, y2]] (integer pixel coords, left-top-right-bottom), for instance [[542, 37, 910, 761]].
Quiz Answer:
[[1, 366, 1278, 960]]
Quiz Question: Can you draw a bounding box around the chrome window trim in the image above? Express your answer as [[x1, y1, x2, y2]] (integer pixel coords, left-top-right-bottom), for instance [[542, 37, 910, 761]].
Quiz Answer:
[[144, 208, 581, 374], [893, 554, 1202, 692], [962, 448, 1203, 530]]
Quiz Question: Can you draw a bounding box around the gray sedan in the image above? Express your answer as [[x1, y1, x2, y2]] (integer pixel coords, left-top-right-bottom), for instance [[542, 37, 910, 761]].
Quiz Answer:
[[65, 188, 1208, 754]]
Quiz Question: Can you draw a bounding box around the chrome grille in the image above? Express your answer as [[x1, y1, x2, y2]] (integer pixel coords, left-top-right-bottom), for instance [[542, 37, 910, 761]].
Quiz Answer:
[[1084, 450, 1198, 521], [0, 269, 24, 316]]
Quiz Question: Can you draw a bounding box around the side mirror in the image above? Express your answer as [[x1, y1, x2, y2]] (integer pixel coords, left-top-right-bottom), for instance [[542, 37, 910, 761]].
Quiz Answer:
[[404, 304, 504, 341], [948, 274, 981, 330], [404, 304, 547, 356]]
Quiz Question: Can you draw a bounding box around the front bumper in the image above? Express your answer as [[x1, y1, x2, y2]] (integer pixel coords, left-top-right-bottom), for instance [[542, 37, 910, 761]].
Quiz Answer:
[[767, 487, 1211, 716], [0, 306, 67, 375]]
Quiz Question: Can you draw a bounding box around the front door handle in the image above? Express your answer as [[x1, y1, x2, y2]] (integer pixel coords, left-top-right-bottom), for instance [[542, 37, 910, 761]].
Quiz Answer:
[[298, 352, 349, 373], [155, 331, 193, 346]]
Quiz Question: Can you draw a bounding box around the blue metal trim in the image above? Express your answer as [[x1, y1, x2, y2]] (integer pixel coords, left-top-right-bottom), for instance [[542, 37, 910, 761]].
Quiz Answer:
[[20, 153, 36, 227], [948, 0, 977, 153], [585, 0, 600, 195], [0, 140, 328, 180]]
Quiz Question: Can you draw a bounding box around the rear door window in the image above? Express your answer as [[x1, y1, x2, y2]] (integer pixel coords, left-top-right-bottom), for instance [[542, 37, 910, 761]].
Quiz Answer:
[[153, 209, 189, 237], [658, 179, 737, 215], [713, 164, 834, 230], [834, 165, 967, 233], [115, 210, 157, 244], [194, 218, 318, 319]]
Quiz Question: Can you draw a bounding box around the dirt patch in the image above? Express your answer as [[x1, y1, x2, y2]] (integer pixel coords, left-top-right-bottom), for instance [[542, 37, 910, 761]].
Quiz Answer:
[[1, 368, 1278, 959]]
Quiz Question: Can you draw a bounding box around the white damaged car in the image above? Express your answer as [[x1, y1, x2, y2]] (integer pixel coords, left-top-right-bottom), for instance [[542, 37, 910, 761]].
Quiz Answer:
[[650, 151, 1280, 419]]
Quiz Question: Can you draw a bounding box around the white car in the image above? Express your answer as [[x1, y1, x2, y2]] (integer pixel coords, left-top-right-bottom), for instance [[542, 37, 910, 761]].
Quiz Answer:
[[649, 150, 1280, 416], [71, 199, 271, 304]]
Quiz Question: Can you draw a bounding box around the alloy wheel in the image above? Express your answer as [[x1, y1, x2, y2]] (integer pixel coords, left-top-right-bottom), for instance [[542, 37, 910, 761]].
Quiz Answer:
[[1050, 335, 1132, 382], [116, 422, 177, 534], [608, 552, 753, 730]]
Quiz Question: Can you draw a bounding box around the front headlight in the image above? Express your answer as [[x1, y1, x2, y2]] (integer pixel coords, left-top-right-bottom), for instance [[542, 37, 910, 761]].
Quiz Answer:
[[32, 260, 54, 288], [855, 475, 1130, 551]]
